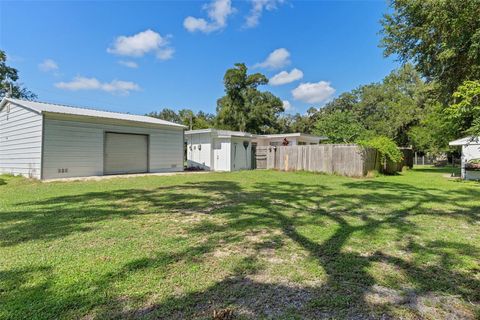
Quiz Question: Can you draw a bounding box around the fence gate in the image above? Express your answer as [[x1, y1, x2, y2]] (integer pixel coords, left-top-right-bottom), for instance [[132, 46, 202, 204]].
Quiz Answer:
[[255, 146, 269, 169]]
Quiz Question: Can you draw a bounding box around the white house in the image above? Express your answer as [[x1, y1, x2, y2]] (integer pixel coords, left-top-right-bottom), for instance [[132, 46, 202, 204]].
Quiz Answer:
[[449, 136, 480, 180], [0, 98, 185, 180], [254, 133, 327, 146], [186, 129, 254, 171]]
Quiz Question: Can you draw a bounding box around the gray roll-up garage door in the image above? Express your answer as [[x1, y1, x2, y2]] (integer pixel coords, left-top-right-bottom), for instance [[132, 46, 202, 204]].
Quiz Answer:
[[104, 132, 148, 175]]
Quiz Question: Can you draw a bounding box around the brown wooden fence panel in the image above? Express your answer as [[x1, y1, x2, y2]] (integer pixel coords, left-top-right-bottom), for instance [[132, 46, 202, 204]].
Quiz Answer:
[[255, 146, 268, 169], [261, 144, 386, 177]]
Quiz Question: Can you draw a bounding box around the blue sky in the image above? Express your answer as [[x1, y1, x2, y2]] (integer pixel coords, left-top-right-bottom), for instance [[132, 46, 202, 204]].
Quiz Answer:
[[0, 0, 397, 115]]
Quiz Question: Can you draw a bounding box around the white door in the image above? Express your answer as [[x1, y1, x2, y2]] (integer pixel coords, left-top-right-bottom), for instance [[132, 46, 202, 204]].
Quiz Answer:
[[231, 139, 251, 170], [213, 138, 229, 171], [104, 132, 148, 174]]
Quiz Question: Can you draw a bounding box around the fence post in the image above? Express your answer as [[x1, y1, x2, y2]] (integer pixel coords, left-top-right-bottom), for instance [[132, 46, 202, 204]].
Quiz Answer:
[[422, 156, 425, 165]]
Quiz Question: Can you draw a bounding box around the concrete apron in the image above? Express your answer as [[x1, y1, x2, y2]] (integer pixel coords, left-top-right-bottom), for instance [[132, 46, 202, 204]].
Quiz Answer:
[[42, 171, 210, 183]]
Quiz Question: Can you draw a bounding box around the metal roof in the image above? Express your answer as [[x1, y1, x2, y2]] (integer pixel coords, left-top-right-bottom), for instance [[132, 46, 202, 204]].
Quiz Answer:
[[256, 133, 327, 140], [185, 129, 327, 140], [449, 136, 480, 146], [185, 128, 255, 138], [1, 98, 186, 128]]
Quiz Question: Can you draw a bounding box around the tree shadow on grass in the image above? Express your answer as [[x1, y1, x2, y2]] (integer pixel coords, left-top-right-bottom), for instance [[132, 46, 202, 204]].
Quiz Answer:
[[411, 166, 463, 176], [0, 181, 241, 247], [1, 176, 479, 318]]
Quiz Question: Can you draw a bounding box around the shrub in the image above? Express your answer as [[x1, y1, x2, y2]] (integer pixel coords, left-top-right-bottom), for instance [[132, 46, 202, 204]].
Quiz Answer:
[[357, 136, 403, 163]]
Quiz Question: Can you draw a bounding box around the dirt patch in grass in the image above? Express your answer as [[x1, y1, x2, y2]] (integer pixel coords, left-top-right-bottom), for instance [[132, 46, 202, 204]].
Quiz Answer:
[[364, 285, 477, 319]]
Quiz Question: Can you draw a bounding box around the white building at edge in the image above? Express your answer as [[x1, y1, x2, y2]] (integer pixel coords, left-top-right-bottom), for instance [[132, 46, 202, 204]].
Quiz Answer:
[[254, 133, 327, 146], [186, 129, 254, 171], [185, 129, 327, 172], [449, 136, 480, 180]]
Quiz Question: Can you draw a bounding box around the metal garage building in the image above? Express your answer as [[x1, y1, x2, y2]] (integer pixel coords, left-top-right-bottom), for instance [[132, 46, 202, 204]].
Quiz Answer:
[[0, 98, 185, 180]]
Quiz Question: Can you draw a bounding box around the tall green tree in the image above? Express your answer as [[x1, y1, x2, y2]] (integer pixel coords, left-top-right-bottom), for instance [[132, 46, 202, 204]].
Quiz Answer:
[[357, 64, 425, 145], [0, 50, 36, 100], [314, 64, 426, 147], [314, 110, 370, 143], [408, 101, 454, 154], [147, 108, 215, 130], [381, 0, 480, 100], [216, 63, 283, 134], [146, 108, 181, 124], [447, 80, 480, 137]]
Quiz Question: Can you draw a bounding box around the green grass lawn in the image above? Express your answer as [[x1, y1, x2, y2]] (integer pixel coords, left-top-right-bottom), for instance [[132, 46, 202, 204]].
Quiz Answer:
[[0, 167, 479, 319]]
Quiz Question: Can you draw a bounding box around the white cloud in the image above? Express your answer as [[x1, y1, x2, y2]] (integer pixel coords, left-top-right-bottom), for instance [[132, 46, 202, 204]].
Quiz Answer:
[[292, 81, 335, 104], [282, 100, 292, 111], [254, 48, 290, 69], [156, 47, 175, 60], [269, 68, 303, 86], [39, 59, 59, 72], [245, 0, 284, 28], [118, 60, 138, 68], [107, 29, 173, 60], [55, 76, 140, 95], [184, 0, 235, 33]]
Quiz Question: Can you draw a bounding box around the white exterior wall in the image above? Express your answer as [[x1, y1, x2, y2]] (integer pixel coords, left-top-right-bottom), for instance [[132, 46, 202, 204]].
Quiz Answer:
[[42, 114, 184, 179], [213, 138, 231, 171], [0, 103, 42, 179], [186, 132, 252, 172], [256, 137, 321, 147], [463, 144, 480, 180], [230, 137, 252, 171], [256, 137, 299, 146], [186, 133, 213, 170]]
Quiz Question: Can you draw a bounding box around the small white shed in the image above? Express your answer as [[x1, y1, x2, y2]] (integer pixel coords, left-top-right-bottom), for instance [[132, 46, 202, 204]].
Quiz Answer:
[[254, 133, 327, 146], [0, 98, 186, 180], [186, 129, 253, 171], [449, 136, 480, 180]]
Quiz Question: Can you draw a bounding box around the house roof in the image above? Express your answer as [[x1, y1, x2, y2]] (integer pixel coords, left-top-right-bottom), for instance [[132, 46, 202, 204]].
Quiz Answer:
[[185, 129, 328, 140], [449, 136, 480, 146], [0, 98, 186, 128], [185, 128, 255, 138], [256, 133, 327, 140]]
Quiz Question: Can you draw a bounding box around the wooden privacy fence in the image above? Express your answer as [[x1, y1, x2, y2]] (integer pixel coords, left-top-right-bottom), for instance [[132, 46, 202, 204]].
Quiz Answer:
[[255, 144, 413, 176], [256, 145, 380, 177]]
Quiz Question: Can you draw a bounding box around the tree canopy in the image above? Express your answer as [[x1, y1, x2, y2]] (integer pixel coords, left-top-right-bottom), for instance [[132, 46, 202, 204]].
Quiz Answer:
[[216, 63, 284, 134], [311, 64, 426, 147], [0, 50, 36, 100], [448, 80, 480, 137], [381, 0, 480, 101], [314, 110, 368, 143], [147, 108, 215, 130]]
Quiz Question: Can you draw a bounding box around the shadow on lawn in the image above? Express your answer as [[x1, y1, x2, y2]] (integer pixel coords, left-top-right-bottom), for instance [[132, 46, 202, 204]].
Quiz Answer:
[[411, 165, 461, 175], [1, 176, 479, 319]]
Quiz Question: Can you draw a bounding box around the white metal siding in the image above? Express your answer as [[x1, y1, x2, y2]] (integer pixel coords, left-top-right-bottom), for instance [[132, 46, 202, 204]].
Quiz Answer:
[[104, 133, 148, 174], [213, 138, 231, 171], [0, 103, 42, 178], [42, 115, 183, 179], [186, 133, 213, 170], [463, 144, 480, 180]]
